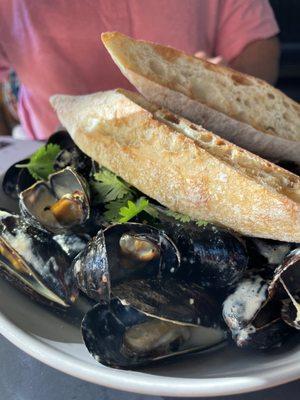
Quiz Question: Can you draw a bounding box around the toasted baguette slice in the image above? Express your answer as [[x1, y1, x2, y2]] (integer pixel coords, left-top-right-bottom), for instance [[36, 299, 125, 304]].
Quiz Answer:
[[102, 32, 300, 164], [50, 89, 300, 242]]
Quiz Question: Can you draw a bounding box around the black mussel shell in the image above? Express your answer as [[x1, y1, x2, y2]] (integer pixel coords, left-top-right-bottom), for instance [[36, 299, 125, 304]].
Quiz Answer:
[[82, 294, 225, 369], [19, 167, 90, 234], [270, 249, 300, 330], [113, 278, 222, 328], [74, 223, 180, 302], [246, 237, 293, 279], [53, 233, 90, 259], [281, 298, 300, 330], [47, 130, 92, 178], [2, 159, 36, 199], [223, 274, 292, 349], [0, 211, 78, 307], [159, 219, 248, 289], [103, 223, 180, 282], [73, 230, 110, 302]]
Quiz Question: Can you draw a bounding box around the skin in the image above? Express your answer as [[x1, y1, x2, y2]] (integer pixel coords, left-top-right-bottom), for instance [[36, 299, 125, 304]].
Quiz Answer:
[[195, 36, 281, 86]]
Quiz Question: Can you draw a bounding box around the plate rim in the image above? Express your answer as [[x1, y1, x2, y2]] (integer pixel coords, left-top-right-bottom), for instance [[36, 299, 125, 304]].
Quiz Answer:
[[0, 309, 300, 397]]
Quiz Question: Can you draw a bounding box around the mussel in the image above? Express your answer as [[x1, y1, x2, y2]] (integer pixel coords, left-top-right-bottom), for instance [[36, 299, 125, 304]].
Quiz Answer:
[[53, 233, 90, 259], [157, 217, 248, 289], [269, 249, 300, 330], [19, 167, 90, 234], [48, 130, 92, 178], [222, 274, 292, 349], [74, 223, 180, 302], [0, 210, 78, 307], [2, 158, 36, 199], [82, 279, 226, 368], [246, 237, 293, 279]]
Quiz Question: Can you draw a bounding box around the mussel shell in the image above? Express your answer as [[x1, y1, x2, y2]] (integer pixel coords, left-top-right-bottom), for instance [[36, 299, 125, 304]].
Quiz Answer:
[[73, 230, 110, 302], [159, 219, 248, 289], [53, 233, 90, 259], [0, 211, 78, 307], [246, 237, 293, 279], [19, 167, 90, 234], [74, 223, 180, 302], [48, 130, 92, 178], [269, 248, 300, 330], [114, 278, 222, 328], [82, 297, 225, 369], [281, 297, 300, 330], [2, 159, 36, 199], [223, 274, 292, 349], [103, 223, 180, 282]]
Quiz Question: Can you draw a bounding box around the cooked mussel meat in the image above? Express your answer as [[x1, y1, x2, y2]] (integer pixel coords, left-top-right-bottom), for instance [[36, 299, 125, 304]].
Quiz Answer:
[[82, 280, 225, 368], [159, 219, 248, 289], [74, 223, 180, 301], [19, 167, 90, 233], [0, 210, 78, 307], [222, 274, 292, 349]]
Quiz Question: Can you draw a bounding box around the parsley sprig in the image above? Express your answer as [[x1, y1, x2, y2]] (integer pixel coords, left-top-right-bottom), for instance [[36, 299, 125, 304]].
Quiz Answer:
[[16, 143, 61, 181]]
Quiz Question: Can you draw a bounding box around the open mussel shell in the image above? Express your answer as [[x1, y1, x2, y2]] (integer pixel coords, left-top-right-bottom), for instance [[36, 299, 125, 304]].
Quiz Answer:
[[222, 274, 292, 349], [270, 248, 300, 330], [74, 223, 180, 302], [19, 167, 90, 234], [82, 280, 226, 369], [157, 216, 248, 289], [2, 158, 36, 199], [0, 210, 78, 307]]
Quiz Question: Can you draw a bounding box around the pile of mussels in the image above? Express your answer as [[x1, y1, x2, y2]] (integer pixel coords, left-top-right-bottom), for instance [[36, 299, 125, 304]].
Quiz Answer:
[[1, 131, 300, 369]]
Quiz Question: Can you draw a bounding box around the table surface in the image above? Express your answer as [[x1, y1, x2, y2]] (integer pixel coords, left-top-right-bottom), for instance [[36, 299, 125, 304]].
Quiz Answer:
[[0, 137, 299, 399], [0, 335, 299, 400]]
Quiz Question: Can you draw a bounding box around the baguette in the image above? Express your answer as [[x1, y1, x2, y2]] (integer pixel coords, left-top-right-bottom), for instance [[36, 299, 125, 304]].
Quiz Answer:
[[101, 32, 300, 164], [50, 89, 300, 242]]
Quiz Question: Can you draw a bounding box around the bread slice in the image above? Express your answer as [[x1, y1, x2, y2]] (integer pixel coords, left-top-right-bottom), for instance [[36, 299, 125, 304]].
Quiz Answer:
[[50, 89, 300, 242], [101, 32, 300, 164]]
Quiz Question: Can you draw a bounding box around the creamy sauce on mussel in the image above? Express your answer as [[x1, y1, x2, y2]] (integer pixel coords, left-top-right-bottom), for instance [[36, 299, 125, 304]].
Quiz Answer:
[[0, 229, 67, 305]]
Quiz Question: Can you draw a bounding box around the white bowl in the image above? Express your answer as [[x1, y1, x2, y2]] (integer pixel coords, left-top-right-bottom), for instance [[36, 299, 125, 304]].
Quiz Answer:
[[0, 171, 300, 397]]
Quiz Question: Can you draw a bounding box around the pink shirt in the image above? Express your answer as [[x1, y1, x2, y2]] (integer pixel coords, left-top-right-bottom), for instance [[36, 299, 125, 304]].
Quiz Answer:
[[0, 0, 279, 140]]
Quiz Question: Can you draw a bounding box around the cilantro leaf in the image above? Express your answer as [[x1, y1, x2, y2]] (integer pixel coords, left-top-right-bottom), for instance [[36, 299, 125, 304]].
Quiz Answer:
[[103, 195, 134, 222], [165, 210, 191, 223], [93, 168, 133, 203], [16, 143, 61, 181], [196, 220, 208, 227], [118, 197, 149, 223]]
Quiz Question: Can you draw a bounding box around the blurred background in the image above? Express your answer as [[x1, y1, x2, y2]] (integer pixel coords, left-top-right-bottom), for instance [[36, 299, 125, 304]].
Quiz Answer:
[[0, 0, 299, 136], [271, 0, 300, 101]]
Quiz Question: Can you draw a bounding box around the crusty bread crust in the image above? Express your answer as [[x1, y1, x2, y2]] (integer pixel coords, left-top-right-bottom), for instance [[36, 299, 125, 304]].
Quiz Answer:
[[101, 32, 300, 162], [50, 89, 300, 242]]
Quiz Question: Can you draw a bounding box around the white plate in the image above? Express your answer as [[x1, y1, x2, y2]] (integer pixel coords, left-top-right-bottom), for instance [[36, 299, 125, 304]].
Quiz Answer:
[[0, 148, 300, 397]]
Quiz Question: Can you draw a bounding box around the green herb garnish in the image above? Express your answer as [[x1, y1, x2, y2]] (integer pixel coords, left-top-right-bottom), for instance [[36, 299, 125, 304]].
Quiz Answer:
[[92, 168, 133, 203], [165, 210, 191, 223], [16, 143, 61, 180], [118, 197, 150, 223]]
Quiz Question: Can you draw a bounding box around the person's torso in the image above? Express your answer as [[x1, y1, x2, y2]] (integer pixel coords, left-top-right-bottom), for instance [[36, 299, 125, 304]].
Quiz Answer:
[[0, 0, 220, 138]]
